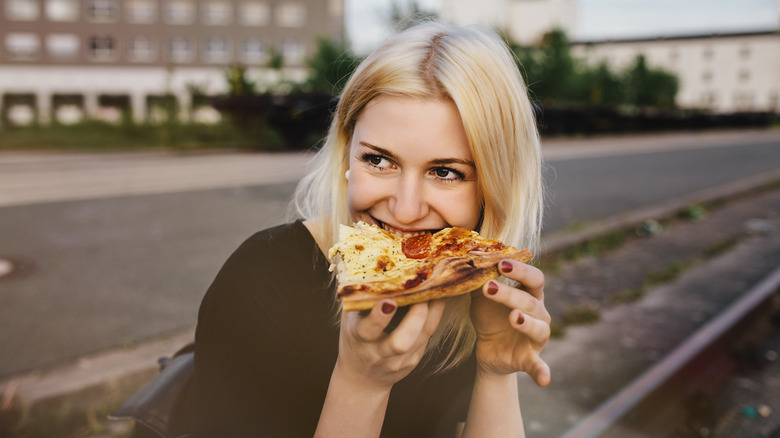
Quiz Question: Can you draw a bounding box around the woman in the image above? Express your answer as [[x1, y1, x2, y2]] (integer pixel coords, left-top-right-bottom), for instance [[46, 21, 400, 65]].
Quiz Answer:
[[191, 22, 550, 437]]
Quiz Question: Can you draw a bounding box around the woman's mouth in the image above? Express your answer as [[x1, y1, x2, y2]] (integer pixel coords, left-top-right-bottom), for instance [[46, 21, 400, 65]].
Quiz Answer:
[[371, 217, 439, 238]]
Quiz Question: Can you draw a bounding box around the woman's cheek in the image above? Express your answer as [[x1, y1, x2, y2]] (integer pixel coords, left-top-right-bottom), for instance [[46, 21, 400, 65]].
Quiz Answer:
[[347, 172, 382, 214]]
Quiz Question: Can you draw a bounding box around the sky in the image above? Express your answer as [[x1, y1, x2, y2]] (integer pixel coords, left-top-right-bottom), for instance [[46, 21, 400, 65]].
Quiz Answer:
[[345, 0, 779, 53]]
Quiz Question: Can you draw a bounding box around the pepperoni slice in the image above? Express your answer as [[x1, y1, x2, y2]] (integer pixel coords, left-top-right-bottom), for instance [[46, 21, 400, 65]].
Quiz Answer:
[[401, 233, 432, 259]]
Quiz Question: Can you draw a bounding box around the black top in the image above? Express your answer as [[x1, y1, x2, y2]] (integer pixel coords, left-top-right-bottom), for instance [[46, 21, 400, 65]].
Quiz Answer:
[[190, 221, 476, 437]]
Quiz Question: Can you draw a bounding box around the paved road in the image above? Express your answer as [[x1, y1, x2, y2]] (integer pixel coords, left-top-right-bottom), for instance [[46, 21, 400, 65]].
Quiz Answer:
[[0, 130, 778, 379]]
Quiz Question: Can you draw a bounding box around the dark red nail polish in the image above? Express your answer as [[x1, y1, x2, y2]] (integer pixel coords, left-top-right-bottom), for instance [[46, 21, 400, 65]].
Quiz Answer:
[[500, 260, 513, 273], [382, 303, 396, 314], [487, 281, 499, 295], [516, 313, 525, 325]]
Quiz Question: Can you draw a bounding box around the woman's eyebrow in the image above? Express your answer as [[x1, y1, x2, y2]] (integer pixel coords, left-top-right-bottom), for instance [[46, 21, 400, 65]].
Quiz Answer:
[[430, 158, 476, 168], [359, 141, 475, 168], [359, 141, 398, 160]]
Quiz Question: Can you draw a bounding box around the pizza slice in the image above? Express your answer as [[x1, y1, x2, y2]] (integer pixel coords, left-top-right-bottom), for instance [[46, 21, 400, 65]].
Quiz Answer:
[[328, 222, 532, 311]]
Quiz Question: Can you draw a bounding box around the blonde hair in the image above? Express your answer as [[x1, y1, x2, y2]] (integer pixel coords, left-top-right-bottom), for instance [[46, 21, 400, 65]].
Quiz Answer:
[[292, 22, 543, 370]]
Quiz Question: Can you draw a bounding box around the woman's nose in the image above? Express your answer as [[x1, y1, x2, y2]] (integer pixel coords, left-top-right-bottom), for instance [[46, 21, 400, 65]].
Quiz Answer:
[[389, 176, 429, 225]]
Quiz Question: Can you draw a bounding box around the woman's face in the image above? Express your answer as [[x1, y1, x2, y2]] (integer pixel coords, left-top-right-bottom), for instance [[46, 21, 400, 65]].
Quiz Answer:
[[347, 96, 481, 237]]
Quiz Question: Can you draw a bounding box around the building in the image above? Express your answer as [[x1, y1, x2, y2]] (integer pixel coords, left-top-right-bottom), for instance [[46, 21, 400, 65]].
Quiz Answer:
[[440, 0, 780, 114], [0, 0, 345, 125], [440, 0, 577, 46], [572, 31, 780, 113]]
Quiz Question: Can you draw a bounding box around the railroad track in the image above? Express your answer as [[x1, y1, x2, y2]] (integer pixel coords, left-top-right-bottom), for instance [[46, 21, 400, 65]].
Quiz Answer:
[[560, 267, 780, 438]]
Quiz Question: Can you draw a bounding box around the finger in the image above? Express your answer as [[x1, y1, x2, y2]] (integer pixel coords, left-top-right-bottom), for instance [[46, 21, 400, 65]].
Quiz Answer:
[[353, 300, 397, 342], [484, 280, 549, 322], [529, 357, 552, 388], [498, 260, 545, 299], [420, 299, 447, 338], [386, 301, 440, 354], [510, 309, 551, 346]]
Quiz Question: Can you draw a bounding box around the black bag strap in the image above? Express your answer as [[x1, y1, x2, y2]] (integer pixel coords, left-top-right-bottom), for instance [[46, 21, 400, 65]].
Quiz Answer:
[[109, 341, 195, 438]]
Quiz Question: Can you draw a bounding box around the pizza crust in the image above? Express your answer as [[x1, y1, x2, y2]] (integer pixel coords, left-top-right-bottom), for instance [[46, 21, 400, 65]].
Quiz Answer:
[[339, 248, 532, 311]]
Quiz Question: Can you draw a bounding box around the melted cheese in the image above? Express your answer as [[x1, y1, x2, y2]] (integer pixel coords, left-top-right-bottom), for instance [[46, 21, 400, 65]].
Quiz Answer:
[[328, 222, 424, 285]]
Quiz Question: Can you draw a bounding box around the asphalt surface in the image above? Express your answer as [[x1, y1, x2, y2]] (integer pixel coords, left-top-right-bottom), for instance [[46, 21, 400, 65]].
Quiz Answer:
[[0, 129, 779, 437]]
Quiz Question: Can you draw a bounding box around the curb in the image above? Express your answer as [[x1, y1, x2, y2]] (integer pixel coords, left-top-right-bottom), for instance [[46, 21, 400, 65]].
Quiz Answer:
[[0, 328, 194, 426], [2, 167, 780, 431], [541, 167, 780, 257]]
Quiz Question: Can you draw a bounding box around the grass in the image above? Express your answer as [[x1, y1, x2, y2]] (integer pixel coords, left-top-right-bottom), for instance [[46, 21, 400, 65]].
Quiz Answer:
[[0, 398, 132, 438], [547, 200, 759, 337], [551, 304, 602, 338], [0, 119, 286, 152]]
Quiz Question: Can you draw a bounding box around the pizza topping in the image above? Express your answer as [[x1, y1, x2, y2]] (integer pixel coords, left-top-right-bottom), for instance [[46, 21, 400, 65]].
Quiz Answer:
[[329, 221, 532, 311], [339, 284, 367, 297], [403, 271, 429, 289], [375, 255, 395, 272], [401, 233, 432, 259]]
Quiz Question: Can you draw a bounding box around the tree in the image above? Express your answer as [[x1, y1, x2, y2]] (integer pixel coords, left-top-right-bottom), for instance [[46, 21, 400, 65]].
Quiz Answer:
[[581, 62, 622, 106], [388, 0, 438, 30], [622, 54, 679, 107], [304, 38, 363, 94], [515, 29, 581, 106], [225, 64, 256, 97]]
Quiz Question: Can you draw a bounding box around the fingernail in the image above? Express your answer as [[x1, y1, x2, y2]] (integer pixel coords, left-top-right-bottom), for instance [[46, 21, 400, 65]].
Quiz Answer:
[[382, 302, 396, 314], [516, 313, 525, 325], [500, 260, 513, 273], [487, 281, 499, 295]]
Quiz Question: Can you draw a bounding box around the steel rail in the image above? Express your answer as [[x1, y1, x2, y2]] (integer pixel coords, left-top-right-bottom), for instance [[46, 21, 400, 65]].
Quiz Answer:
[[560, 265, 780, 438]]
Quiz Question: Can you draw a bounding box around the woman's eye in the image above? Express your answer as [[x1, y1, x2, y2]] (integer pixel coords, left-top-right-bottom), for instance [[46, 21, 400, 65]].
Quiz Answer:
[[432, 167, 465, 181], [361, 153, 391, 169]]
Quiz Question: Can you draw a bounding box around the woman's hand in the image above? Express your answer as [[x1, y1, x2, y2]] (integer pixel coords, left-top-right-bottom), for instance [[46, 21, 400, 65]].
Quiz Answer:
[[336, 298, 446, 391], [470, 259, 551, 387]]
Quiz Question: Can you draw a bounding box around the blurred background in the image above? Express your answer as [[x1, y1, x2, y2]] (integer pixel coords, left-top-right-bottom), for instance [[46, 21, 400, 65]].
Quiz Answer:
[[1, 0, 778, 147], [1, 1, 780, 437]]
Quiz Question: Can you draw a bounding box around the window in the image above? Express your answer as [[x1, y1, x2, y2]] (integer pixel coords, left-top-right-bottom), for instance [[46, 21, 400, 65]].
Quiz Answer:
[[739, 45, 751, 59], [702, 46, 714, 61], [164, 0, 194, 24], [5, 32, 41, 58], [701, 70, 713, 83], [46, 33, 80, 58], [87, 0, 119, 22], [275, 2, 305, 27], [733, 91, 754, 111], [126, 0, 156, 23], [700, 91, 717, 108], [127, 35, 156, 61], [241, 38, 267, 63], [5, 33, 40, 58], [167, 36, 194, 62], [5, 0, 39, 20], [239, 1, 268, 25], [89, 35, 117, 60], [738, 70, 750, 82], [279, 39, 304, 64], [202, 1, 231, 25], [203, 37, 230, 62], [45, 0, 78, 21]]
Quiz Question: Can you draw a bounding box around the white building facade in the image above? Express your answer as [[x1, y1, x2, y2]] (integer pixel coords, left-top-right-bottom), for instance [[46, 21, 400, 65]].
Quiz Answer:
[[440, 0, 780, 114], [572, 31, 780, 113]]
